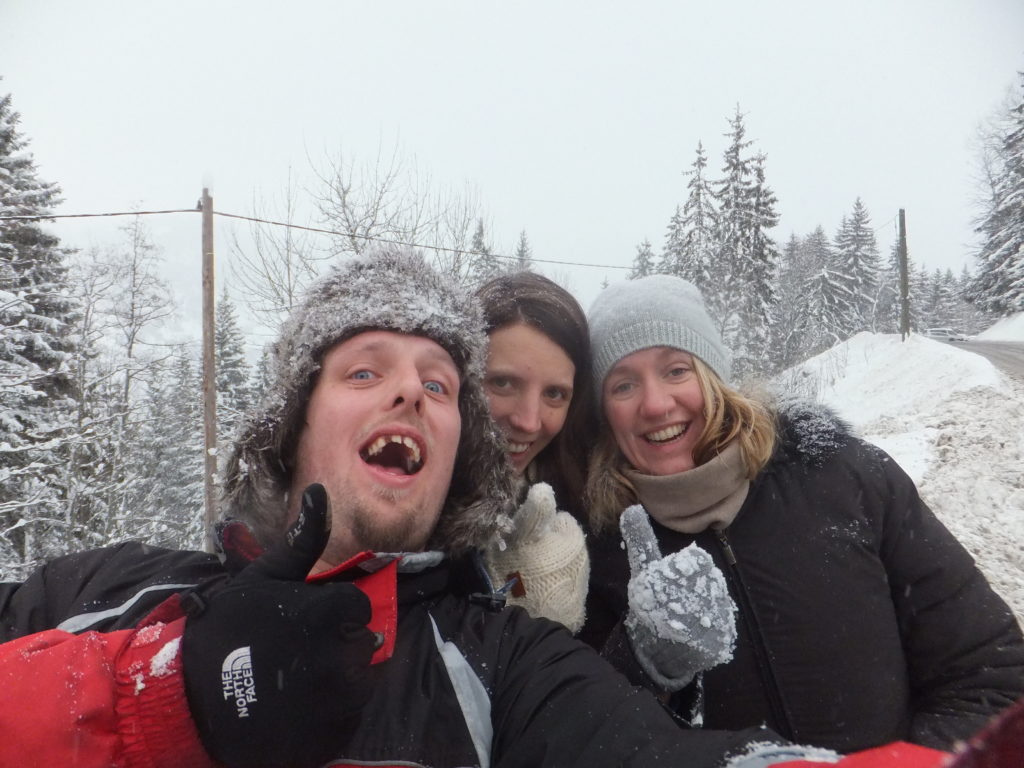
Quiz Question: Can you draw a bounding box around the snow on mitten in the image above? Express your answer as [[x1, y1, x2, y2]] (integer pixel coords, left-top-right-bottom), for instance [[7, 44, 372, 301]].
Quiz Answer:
[[485, 482, 590, 633], [621, 504, 737, 691]]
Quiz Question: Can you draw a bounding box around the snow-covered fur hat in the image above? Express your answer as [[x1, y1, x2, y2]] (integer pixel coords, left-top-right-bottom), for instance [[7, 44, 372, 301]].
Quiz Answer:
[[588, 274, 731, 392], [221, 245, 517, 555]]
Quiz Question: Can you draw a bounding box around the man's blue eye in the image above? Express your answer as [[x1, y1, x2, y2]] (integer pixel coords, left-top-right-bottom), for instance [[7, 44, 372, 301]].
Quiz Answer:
[[424, 381, 444, 394], [353, 370, 374, 380]]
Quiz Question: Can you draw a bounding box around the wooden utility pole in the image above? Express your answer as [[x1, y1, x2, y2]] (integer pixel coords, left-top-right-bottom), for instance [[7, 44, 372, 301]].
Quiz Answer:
[[897, 209, 910, 341], [200, 188, 218, 550]]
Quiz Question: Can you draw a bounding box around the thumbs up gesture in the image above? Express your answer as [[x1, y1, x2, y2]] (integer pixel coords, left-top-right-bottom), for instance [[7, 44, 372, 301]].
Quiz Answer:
[[183, 484, 377, 768], [620, 504, 737, 691], [485, 483, 590, 633]]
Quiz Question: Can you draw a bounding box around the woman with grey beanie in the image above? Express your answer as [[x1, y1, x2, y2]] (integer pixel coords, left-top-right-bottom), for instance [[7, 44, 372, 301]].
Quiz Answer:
[[579, 274, 1024, 755]]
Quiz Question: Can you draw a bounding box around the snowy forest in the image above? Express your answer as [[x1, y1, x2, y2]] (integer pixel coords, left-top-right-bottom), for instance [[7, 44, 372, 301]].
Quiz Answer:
[[2, 74, 1024, 579]]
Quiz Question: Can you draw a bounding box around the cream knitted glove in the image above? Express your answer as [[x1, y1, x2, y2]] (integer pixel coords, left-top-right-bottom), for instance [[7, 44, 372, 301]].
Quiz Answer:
[[621, 504, 737, 691], [485, 483, 590, 633]]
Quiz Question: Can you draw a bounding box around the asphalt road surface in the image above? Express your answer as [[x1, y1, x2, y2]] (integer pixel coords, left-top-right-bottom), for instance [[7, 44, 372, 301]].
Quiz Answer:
[[952, 340, 1024, 381]]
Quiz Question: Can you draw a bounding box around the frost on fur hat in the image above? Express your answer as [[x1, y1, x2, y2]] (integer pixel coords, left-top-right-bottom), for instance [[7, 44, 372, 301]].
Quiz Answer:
[[221, 244, 517, 556], [588, 274, 731, 393]]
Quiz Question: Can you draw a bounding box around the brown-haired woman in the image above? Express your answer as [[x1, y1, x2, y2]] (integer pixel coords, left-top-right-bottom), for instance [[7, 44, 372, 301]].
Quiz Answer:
[[476, 271, 596, 633]]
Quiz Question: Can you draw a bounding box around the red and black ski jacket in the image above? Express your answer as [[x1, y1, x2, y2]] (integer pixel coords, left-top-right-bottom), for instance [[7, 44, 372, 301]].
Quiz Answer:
[[0, 540, 781, 768]]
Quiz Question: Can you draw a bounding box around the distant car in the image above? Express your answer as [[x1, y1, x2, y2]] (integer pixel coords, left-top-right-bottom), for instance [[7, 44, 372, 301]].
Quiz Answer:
[[922, 327, 968, 342]]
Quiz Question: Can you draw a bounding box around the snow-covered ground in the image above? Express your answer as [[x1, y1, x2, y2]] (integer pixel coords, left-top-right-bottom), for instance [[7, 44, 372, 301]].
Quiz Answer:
[[774, 314, 1024, 628]]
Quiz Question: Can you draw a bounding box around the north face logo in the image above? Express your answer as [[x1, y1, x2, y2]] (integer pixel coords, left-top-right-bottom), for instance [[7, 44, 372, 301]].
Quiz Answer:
[[221, 646, 257, 718]]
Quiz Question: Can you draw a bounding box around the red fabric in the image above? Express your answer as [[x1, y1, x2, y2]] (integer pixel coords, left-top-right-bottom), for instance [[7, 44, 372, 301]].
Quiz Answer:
[[949, 696, 1024, 768], [774, 742, 951, 768], [309, 552, 399, 665], [0, 617, 214, 768]]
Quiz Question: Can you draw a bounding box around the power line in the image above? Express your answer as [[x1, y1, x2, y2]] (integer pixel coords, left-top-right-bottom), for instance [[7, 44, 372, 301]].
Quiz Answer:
[[0, 206, 632, 272], [0, 208, 199, 220], [213, 210, 631, 271]]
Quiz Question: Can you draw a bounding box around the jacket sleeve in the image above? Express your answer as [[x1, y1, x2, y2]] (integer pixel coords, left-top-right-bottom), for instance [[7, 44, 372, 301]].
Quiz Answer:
[[871, 443, 1024, 749], [0, 615, 216, 768], [488, 608, 783, 768]]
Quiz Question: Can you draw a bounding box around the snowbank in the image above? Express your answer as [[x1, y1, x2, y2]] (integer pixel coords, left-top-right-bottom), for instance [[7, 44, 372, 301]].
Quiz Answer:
[[777, 332, 1024, 627], [977, 312, 1024, 342]]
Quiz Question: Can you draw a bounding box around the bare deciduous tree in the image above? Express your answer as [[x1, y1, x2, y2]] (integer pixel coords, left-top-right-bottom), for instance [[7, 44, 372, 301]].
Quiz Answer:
[[229, 167, 326, 330]]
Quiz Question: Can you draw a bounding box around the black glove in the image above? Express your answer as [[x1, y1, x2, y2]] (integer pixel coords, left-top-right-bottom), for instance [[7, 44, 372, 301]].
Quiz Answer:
[[183, 484, 377, 768]]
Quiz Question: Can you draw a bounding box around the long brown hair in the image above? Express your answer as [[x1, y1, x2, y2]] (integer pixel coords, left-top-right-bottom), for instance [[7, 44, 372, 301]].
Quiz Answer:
[[476, 271, 596, 518], [585, 355, 777, 532]]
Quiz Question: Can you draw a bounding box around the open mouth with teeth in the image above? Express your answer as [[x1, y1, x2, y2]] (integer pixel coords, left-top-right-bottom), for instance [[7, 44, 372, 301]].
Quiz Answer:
[[644, 423, 687, 444], [360, 434, 424, 475], [507, 441, 530, 455]]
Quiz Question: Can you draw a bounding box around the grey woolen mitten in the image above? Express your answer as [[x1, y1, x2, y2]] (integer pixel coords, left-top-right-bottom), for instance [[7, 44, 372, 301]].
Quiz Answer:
[[485, 482, 589, 633], [620, 504, 737, 691]]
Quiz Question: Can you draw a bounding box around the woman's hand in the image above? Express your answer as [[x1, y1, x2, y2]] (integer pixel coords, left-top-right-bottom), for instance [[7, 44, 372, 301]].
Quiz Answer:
[[621, 504, 737, 691]]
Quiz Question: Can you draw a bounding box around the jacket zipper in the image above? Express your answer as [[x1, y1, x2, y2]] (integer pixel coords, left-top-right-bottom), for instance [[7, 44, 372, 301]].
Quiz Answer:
[[713, 528, 794, 740]]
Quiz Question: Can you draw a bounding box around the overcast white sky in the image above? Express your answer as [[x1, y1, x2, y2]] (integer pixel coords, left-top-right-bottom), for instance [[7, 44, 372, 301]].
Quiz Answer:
[[2, 0, 1023, 328]]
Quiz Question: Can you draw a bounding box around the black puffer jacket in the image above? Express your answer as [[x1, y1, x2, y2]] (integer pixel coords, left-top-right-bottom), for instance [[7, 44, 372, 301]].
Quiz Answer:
[[0, 540, 781, 768], [581, 404, 1024, 754]]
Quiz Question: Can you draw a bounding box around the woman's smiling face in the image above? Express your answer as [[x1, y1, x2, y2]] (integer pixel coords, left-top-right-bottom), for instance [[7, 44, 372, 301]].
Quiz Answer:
[[602, 346, 707, 476], [484, 322, 575, 474]]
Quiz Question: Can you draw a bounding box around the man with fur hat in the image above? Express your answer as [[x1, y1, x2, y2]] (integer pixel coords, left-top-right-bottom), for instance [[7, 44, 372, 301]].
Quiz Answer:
[[0, 246, 812, 768]]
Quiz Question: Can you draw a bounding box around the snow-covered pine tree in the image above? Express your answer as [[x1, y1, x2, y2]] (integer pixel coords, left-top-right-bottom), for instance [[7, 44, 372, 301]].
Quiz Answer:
[[127, 353, 205, 549], [972, 73, 1024, 315], [922, 269, 961, 329], [771, 233, 818, 371], [874, 243, 899, 334], [957, 265, 995, 334], [709, 107, 755, 337], [732, 152, 780, 376], [833, 198, 880, 333], [910, 264, 930, 331], [802, 226, 855, 354], [250, 345, 273, 407], [467, 219, 501, 285], [0, 89, 80, 577], [215, 286, 252, 440], [629, 239, 656, 279], [660, 142, 717, 293], [513, 230, 533, 272]]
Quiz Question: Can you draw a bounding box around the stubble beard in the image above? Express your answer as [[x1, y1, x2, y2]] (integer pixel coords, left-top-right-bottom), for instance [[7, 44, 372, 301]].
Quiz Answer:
[[330, 484, 442, 557]]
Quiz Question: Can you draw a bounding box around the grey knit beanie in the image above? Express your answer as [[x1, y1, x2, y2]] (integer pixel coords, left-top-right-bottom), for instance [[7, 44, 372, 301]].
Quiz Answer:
[[221, 244, 517, 556], [588, 274, 730, 394]]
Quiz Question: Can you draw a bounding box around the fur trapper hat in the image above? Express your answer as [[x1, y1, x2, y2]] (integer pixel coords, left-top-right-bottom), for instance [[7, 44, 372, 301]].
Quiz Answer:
[[221, 245, 517, 555]]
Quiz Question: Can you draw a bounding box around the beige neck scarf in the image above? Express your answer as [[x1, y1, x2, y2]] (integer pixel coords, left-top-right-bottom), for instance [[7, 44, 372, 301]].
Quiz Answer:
[[624, 441, 749, 534]]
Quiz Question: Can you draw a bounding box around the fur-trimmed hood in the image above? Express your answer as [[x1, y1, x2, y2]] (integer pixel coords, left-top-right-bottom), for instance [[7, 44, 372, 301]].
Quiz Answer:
[[220, 245, 517, 556], [771, 398, 855, 467]]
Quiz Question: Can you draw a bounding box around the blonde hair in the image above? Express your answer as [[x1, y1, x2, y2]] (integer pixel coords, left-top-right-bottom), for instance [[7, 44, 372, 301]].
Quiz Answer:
[[585, 356, 777, 533]]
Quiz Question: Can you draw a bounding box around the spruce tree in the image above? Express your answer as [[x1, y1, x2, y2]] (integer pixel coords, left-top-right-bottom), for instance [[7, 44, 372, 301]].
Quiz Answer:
[[468, 219, 501, 284], [910, 264, 930, 331], [250, 346, 273, 407], [513, 230, 533, 272], [772, 234, 817, 370], [128, 354, 205, 549], [733, 153, 780, 376], [215, 286, 252, 439], [629, 239, 656, 279], [660, 142, 717, 293], [709, 106, 755, 334], [802, 227, 853, 354], [0, 89, 79, 576], [972, 74, 1024, 314], [834, 198, 881, 332]]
